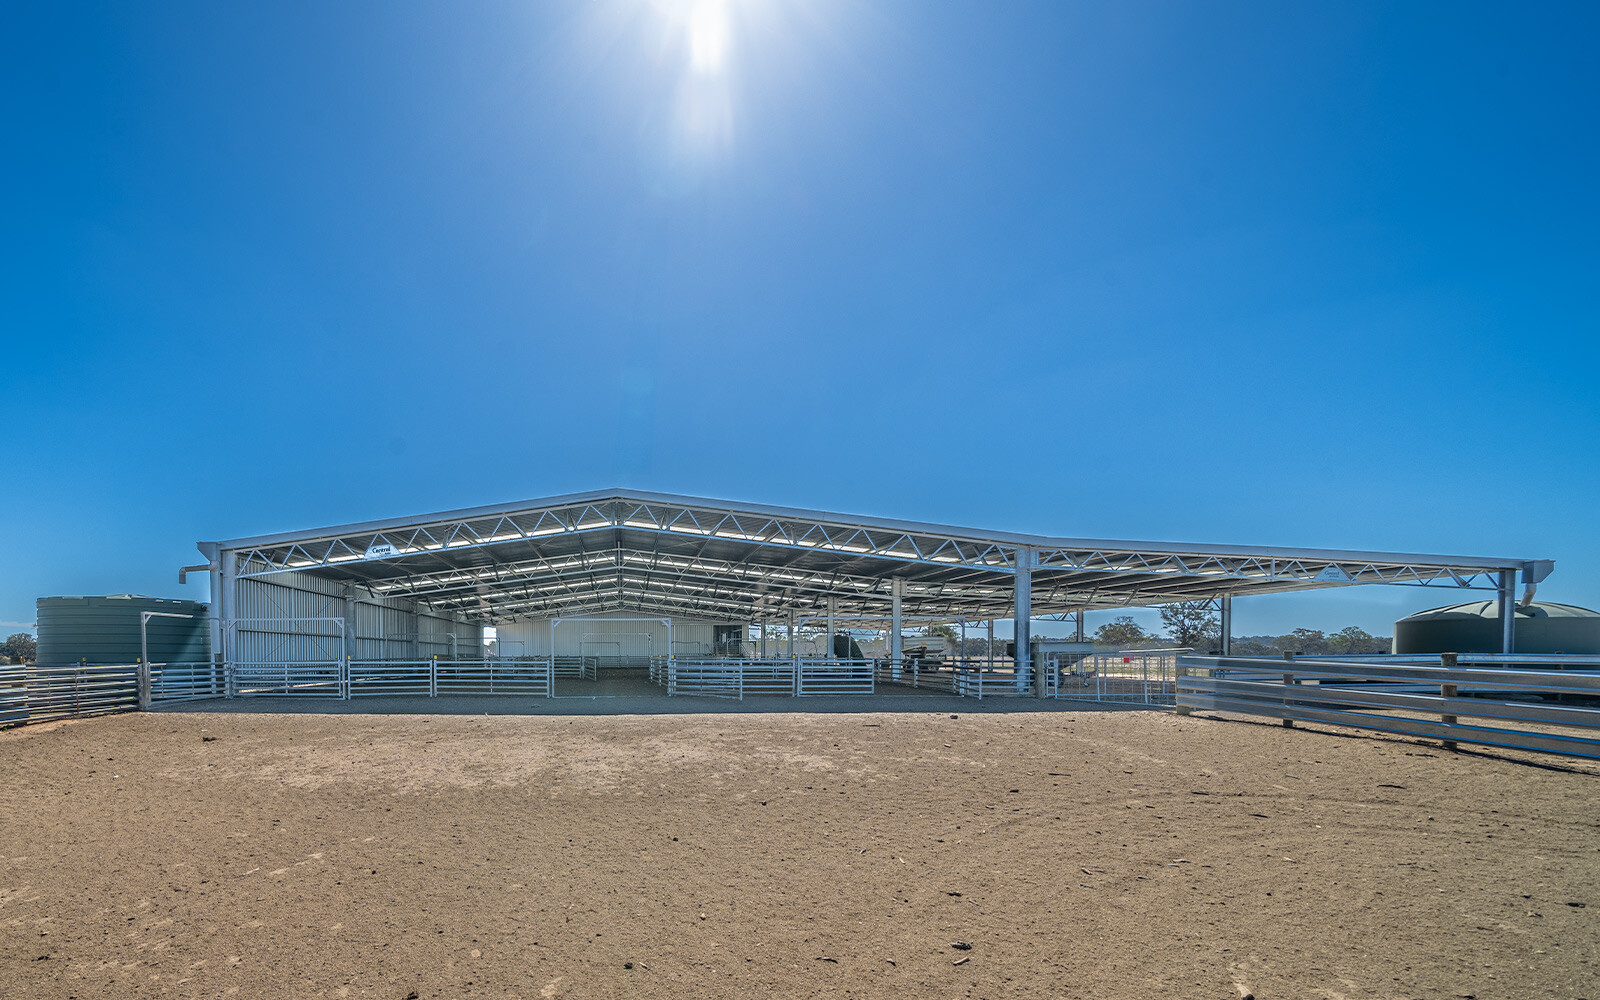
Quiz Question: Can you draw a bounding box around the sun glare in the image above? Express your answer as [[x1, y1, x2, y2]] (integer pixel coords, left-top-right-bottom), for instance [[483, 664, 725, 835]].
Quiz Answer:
[[688, 1, 730, 75]]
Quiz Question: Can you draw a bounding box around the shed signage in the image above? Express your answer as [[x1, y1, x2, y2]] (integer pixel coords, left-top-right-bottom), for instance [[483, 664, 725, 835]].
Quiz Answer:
[[365, 543, 401, 559]]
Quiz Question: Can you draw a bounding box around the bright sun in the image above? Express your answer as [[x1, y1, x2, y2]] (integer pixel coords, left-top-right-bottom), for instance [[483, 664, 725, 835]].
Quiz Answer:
[[688, 0, 730, 75]]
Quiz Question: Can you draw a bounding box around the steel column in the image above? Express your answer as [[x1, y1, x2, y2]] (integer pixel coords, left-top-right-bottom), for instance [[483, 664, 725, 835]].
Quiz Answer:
[[1219, 595, 1233, 655], [139, 612, 152, 710], [826, 597, 837, 659], [787, 608, 797, 657], [890, 578, 904, 681], [343, 585, 360, 664], [408, 599, 421, 660], [207, 556, 223, 696], [1499, 569, 1517, 654], [1016, 555, 1034, 695], [219, 551, 237, 698]]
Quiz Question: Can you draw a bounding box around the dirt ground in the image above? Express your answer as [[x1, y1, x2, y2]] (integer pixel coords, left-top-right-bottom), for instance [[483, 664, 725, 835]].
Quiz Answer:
[[2, 707, 1597, 1000]]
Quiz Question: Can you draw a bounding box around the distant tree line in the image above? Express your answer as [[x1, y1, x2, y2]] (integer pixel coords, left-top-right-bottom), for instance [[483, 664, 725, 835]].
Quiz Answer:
[[1085, 603, 1390, 654], [1228, 627, 1391, 655], [2, 632, 37, 664], [836, 610, 1393, 658]]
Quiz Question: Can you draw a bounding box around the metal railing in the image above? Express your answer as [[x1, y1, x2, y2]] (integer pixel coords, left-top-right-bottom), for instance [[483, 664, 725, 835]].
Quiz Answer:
[[667, 660, 744, 699], [876, 657, 962, 693], [0, 664, 23, 726], [0, 660, 222, 728], [552, 656, 599, 681], [431, 659, 553, 697], [663, 658, 878, 699], [961, 660, 1035, 699], [228, 657, 559, 699], [796, 659, 875, 696], [0, 663, 141, 726], [1177, 654, 1600, 760], [1054, 649, 1192, 705], [148, 661, 225, 703], [231, 660, 344, 698]]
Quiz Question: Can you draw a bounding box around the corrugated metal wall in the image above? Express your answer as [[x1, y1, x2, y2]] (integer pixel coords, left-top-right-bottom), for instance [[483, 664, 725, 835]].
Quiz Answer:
[[233, 567, 347, 663], [496, 612, 716, 658], [231, 563, 480, 663]]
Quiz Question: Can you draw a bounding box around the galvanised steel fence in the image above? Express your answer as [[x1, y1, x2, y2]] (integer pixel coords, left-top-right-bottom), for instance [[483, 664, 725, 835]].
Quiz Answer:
[[230, 658, 560, 699], [663, 659, 876, 699], [0, 663, 140, 726], [552, 656, 599, 681], [148, 661, 224, 703], [1053, 649, 1192, 706], [1177, 653, 1600, 760]]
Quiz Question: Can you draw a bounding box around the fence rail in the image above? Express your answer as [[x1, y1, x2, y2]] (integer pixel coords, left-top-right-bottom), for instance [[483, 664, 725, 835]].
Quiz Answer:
[[1177, 654, 1600, 760], [552, 656, 599, 681], [796, 659, 875, 696], [0, 663, 140, 726], [668, 660, 747, 699], [231, 660, 344, 698], [1, 664, 25, 726], [663, 659, 879, 698], [149, 661, 224, 703], [231, 658, 560, 699]]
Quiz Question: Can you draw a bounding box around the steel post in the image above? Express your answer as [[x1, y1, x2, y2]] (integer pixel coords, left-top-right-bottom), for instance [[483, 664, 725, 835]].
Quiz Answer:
[[138, 612, 152, 710], [1219, 595, 1233, 655], [343, 584, 360, 664], [1016, 555, 1034, 695], [219, 551, 237, 698], [1499, 570, 1517, 654], [826, 597, 837, 659], [890, 578, 904, 681], [206, 555, 224, 697]]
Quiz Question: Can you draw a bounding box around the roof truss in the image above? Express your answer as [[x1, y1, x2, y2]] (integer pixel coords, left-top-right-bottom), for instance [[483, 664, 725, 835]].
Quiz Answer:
[[208, 491, 1543, 626]]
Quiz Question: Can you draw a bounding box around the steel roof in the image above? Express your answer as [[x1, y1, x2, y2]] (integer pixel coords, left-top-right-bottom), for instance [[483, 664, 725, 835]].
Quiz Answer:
[[201, 489, 1550, 625]]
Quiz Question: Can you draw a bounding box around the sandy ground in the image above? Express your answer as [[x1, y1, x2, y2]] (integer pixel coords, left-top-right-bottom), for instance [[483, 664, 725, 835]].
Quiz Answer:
[[1, 706, 1597, 1000]]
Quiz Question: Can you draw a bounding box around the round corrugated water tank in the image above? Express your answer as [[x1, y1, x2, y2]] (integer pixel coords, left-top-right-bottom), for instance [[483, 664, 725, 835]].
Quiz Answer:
[[1393, 601, 1600, 655], [35, 595, 210, 665]]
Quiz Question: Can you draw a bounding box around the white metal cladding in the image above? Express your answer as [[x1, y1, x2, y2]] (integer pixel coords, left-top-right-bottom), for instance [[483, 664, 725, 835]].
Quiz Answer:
[[231, 568, 479, 665], [234, 571, 346, 663], [496, 613, 715, 658], [203, 489, 1552, 633]]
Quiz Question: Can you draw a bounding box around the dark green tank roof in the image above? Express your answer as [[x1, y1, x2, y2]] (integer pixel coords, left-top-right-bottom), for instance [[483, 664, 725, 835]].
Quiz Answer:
[[1398, 601, 1598, 622]]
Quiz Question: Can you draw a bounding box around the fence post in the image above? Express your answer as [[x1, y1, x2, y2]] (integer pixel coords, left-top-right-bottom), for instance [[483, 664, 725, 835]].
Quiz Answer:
[[430, 656, 437, 698], [1281, 652, 1296, 727], [1176, 653, 1193, 715], [137, 658, 151, 711], [1439, 652, 1459, 750]]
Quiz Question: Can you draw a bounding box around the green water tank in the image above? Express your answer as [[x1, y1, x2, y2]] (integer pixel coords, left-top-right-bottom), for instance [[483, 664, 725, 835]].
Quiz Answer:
[[1392, 601, 1600, 655], [35, 595, 210, 665]]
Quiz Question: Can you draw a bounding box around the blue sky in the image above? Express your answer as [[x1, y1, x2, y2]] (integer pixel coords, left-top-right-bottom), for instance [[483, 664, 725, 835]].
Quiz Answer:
[[3, 1, 1596, 638]]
